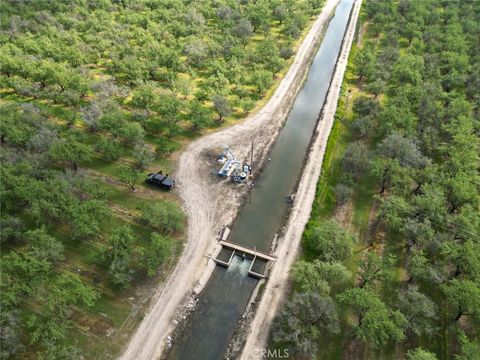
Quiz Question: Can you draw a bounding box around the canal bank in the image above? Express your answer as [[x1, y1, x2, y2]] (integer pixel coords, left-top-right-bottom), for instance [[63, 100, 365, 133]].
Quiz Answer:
[[240, 0, 362, 357], [167, 1, 357, 359]]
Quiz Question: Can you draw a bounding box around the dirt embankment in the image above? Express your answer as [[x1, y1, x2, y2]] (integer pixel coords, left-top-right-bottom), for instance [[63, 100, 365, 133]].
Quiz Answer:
[[119, 1, 343, 359], [239, 1, 363, 359]]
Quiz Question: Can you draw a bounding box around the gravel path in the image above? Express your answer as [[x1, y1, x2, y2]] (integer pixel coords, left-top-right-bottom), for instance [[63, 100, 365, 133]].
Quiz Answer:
[[119, 1, 342, 359]]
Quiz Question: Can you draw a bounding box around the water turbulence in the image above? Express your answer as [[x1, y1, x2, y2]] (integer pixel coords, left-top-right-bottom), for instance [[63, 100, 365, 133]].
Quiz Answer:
[[226, 256, 251, 276], [169, 262, 257, 360], [169, 0, 354, 358]]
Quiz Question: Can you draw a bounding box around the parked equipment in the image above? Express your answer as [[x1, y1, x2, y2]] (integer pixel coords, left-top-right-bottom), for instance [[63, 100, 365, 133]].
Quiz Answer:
[[232, 164, 251, 183], [146, 171, 175, 190], [217, 147, 241, 178]]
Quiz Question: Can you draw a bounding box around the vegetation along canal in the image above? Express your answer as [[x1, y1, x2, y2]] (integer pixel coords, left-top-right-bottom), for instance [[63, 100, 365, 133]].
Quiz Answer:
[[169, 0, 354, 358]]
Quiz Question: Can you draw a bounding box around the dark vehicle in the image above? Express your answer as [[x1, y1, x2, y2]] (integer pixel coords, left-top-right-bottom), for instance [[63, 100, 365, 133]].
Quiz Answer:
[[146, 171, 175, 190]]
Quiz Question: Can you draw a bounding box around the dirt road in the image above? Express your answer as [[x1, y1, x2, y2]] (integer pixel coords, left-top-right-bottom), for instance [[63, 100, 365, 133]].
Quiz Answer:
[[119, 1, 342, 359], [239, 1, 362, 359]]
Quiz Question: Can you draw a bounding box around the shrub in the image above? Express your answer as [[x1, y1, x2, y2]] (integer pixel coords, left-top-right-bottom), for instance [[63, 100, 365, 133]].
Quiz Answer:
[[139, 201, 185, 235]]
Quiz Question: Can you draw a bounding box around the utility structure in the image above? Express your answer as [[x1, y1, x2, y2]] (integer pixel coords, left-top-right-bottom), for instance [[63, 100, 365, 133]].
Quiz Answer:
[[213, 239, 276, 279], [217, 147, 251, 183], [217, 147, 240, 177]]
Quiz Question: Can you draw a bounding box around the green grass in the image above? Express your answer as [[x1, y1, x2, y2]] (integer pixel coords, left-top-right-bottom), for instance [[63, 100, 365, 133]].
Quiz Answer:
[[351, 174, 376, 240]]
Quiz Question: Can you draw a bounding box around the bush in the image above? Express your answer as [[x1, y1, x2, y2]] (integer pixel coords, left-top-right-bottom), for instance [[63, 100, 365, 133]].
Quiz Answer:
[[302, 220, 354, 261], [104, 226, 134, 288], [133, 142, 154, 170], [156, 137, 180, 155], [26, 227, 65, 265], [334, 184, 353, 206], [139, 201, 185, 235], [0, 217, 25, 244], [341, 141, 370, 180], [95, 137, 122, 161], [140, 233, 174, 277], [272, 293, 339, 357]]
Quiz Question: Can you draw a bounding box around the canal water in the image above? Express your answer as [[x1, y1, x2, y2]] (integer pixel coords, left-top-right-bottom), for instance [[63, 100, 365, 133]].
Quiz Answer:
[[169, 0, 354, 358]]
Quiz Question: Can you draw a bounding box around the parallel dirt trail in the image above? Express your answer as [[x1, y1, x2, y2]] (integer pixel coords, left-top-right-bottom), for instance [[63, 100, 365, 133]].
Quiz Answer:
[[119, 1, 342, 359], [240, 1, 362, 358]]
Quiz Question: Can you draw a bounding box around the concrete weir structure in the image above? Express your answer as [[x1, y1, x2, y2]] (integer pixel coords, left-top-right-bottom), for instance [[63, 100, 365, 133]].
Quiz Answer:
[[213, 240, 276, 278]]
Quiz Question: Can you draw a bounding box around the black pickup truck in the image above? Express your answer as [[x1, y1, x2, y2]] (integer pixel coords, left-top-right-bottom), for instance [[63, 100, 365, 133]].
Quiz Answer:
[[146, 172, 175, 190]]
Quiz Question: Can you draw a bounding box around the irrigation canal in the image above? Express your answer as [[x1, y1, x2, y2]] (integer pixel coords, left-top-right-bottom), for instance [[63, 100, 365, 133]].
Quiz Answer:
[[169, 0, 355, 358]]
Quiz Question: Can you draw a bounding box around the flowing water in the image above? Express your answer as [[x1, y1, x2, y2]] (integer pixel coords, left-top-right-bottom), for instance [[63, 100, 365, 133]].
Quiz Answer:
[[169, 1, 354, 358]]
